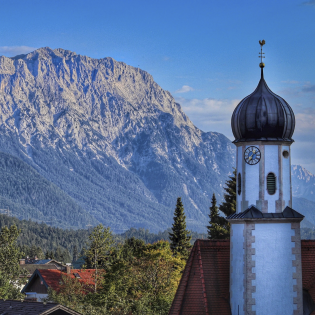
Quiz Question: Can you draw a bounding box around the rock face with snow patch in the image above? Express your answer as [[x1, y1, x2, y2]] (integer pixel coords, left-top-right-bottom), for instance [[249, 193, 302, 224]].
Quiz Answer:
[[0, 48, 235, 232], [292, 165, 315, 203]]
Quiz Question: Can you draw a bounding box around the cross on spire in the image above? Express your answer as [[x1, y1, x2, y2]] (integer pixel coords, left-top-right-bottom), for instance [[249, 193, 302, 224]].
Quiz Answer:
[[259, 40, 265, 68]]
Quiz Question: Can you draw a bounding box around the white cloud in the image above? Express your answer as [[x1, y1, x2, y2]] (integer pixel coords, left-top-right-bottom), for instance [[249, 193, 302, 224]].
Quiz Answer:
[[176, 96, 315, 174], [0, 46, 37, 57], [174, 85, 194, 94], [176, 97, 239, 139]]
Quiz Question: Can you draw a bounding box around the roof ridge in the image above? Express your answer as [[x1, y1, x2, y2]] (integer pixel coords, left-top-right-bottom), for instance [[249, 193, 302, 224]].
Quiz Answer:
[[169, 241, 198, 314], [197, 240, 209, 315]]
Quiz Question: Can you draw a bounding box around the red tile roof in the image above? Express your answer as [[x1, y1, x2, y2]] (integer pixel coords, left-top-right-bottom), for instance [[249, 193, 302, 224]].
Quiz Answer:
[[169, 239, 230, 315], [22, 269, 99, 294], [170, 239, 315, 315], [302, 239, 315, 312], [39, 269, 96, 291]]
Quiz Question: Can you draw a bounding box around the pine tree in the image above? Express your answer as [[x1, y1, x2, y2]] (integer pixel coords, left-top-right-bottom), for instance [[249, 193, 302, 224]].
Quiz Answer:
[[219, 168, 236, 217], [219, 168, 237, 236], [207, 193, 229, 239], [169, 197, 192, 256]]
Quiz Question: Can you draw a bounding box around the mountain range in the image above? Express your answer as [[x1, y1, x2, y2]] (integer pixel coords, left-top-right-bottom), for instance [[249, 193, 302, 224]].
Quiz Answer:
[[0, 47, 234, 232], [0, 47, 314, 232]]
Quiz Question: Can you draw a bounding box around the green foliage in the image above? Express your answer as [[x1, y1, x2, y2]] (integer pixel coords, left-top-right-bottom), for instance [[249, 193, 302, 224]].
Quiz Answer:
[[0, 225, 25, 299], [169, 197, 192, 256], [99, 240, 185, 315], [219, 168, 236, 217], [219, 168, 236, 236], [84, 224, 114, 292], [47, 276, 106, 315], [0, 214, 89, 263], [207, 193, 229, 240]]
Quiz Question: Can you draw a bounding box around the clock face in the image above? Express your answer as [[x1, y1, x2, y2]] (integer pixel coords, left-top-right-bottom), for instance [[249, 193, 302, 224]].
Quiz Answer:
[[244, 146, 261, 165]]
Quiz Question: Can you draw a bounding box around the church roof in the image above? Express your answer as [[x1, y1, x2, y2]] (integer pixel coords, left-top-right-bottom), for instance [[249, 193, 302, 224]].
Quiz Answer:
[[227, 205, 304, 220], [169, 239, 315, 315], [169, 239, 230, 315], [231, 68, 295, 143]]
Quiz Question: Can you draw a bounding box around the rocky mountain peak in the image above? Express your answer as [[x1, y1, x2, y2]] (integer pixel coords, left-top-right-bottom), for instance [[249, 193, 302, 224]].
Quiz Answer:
[[0, 47, 234, 232]]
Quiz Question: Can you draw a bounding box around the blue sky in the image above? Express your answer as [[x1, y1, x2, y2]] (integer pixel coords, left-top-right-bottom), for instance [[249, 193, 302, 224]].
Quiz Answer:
[[0, 0, 315, 172]]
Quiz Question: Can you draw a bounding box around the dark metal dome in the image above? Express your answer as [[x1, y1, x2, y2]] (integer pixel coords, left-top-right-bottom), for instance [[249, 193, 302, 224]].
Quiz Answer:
[[231, 69, 295, 143]]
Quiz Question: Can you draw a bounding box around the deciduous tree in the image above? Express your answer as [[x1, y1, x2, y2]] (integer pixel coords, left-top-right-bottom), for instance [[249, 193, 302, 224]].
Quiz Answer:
[[84, 224, 114, 293], [0, 225, 25, 299]]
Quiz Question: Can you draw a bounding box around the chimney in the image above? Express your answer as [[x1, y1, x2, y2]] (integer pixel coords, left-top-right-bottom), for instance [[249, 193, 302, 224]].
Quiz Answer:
[[19, 259, 25, 265], [66, 264, 71, 274]]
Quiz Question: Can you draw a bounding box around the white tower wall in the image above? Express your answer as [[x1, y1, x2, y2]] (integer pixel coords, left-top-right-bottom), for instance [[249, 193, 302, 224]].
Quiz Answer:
[[252, 223, 297, 315], [236, 142, 293, 214], [230, 223, 245, 314]]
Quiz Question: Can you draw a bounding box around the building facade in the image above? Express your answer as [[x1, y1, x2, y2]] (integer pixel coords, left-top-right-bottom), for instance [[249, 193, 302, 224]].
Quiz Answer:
[[228, 59, 304, 315]]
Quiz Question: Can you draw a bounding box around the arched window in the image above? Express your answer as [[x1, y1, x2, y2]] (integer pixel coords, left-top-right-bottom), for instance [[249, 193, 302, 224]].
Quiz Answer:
[[238, 173, 241, 195], [267, 173, 276, 195]]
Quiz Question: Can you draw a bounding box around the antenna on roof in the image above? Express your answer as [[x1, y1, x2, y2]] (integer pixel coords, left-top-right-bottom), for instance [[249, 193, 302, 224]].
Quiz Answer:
[[259, 40, 266, 68]]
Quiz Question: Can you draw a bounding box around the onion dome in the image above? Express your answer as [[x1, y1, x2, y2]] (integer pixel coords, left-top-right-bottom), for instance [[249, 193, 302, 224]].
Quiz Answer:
[[231, 67, 295, 143]]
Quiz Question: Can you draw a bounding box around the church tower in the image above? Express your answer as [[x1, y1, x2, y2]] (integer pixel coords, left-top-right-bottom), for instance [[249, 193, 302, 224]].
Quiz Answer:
[[227, 41, 304, 315]]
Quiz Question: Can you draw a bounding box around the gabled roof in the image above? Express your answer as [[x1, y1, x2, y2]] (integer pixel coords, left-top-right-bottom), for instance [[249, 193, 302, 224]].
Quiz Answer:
[[169, 240, 230, 315], [169, 239, 315, 315], [227, 205, 304, 220], [22, 269, 97, 293], [0, 299, 81, 315]]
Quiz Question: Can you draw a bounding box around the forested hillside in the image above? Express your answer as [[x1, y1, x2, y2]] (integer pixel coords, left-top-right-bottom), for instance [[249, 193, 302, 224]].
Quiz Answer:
[[0, 152, 98, 229], [0, 214, 210, 263]]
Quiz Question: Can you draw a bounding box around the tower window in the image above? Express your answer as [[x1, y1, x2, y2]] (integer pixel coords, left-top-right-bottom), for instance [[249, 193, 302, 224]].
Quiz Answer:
[[267, 173, 276, 195], [282, 150, 289, 158], [238, 173, 241, 195]]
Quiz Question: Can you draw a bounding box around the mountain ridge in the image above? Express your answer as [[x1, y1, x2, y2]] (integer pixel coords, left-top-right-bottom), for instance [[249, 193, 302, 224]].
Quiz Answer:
[[0, 47, 234, 232]]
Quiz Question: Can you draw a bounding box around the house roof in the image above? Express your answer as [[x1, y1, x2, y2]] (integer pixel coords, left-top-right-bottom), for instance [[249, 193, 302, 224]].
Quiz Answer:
[[0, 299, 81, 315], [169, 239, 230, 315], [302, 240, 315, 315], [169, 239, 315, 315], [22, 269, 97, 293]]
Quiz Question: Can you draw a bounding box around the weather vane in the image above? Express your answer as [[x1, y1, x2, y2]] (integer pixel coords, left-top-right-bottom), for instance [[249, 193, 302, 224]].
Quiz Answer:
[[259, 40, 265, 68]]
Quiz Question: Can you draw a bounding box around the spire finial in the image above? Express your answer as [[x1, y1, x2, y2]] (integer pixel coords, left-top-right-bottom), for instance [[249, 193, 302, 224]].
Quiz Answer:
[[259, 40, 265, 69]]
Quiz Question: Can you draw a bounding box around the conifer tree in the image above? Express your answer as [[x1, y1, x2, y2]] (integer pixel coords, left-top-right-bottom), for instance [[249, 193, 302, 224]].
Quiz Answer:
[[219, 168, 236, 217], [207, 193, 229, 239], [169, 197, 192, 256], [219, 168, 237, 235]]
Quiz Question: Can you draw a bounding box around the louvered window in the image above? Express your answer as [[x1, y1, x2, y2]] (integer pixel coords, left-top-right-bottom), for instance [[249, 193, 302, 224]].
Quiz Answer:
[[267, 173, 276, 195], [238, 173, 241, 195]]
